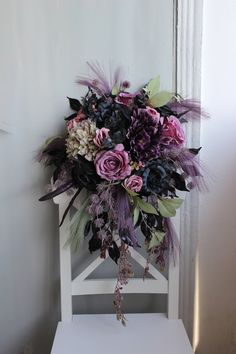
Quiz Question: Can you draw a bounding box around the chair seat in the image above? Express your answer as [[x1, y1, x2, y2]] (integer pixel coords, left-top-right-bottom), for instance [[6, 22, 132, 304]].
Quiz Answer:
[[51, 313, 193, 354]]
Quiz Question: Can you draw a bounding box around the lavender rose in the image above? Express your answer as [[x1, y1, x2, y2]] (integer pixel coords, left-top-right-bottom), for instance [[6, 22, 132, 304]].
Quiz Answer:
[[124, 175, 143, 192], [160, 115, 185, 146], [95, 144, 131, 181], [93, 128, 110, 147]]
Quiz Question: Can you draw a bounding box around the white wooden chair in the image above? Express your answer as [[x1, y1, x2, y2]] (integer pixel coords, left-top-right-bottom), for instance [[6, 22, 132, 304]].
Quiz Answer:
[[51, 191, 194, 354]]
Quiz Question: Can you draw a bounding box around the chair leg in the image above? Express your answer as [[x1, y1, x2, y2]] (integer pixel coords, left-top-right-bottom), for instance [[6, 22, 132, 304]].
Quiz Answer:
[[59, 204, 72, 321]]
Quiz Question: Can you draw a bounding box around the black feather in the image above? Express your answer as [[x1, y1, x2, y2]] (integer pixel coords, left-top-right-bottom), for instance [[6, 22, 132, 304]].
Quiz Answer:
[[39, 181, 74, 201], [59, 187, 82, 227]]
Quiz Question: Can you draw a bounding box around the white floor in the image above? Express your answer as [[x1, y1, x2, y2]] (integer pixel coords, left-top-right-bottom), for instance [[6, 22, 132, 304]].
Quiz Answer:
[[51, 313, 194, 354]]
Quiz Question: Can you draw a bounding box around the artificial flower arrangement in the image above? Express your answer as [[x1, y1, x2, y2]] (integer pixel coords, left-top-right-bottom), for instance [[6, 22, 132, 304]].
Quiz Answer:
[[38, 63, 205, 324]]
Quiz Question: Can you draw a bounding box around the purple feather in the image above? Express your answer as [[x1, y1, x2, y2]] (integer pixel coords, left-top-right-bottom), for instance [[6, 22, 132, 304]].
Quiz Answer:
[[163, 148, 208, 192], [114, 186, 138, 247], [176, 148, 208, 191], [169, 98, 209, 122], [164, 218, 179, 266], [77, 61, 124, 95]]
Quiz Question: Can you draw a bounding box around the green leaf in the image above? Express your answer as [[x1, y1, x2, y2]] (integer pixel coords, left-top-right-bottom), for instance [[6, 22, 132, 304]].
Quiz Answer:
[[148, 231, 166, 250], [65, 194, 91, 251], [146, 76, 160, 98], [133, 207, 140, 226], [158, 198, 184, 218], [148, 91, 173, 107], [136, 197, 158, 215], [123, 185, 138, 197], [111, 84, 119, 96]]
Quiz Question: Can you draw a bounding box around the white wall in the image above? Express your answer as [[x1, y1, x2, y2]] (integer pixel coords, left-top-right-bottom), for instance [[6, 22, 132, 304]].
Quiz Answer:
[[198, 1, 236, 353], [0, 1, 174, 353]]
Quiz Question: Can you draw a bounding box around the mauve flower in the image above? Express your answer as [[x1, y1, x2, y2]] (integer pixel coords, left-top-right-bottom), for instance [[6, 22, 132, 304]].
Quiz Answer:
[[67, 110, 86, 131], [115, 92, 134, 106], [160, 115, 185, 147], [93, 128, 110, 147], [127, 108, 163, 163], [95, 144, 131, 181], [124, 175, 143, 192], [146, 107, 163, 119], [122, 80, 130, 89]]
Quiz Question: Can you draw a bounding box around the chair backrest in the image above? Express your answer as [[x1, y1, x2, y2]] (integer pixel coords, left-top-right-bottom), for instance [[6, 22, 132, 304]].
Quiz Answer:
[[54, 191, 180, 322]]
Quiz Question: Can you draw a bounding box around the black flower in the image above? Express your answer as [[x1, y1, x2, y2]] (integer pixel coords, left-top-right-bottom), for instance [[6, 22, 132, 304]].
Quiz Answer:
[[71, 156, 101, 190], [137, 158, 176, 196]]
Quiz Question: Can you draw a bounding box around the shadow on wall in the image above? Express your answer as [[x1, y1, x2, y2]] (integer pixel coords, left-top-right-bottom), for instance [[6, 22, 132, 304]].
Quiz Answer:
[[6, 278, 61, 354], [196, 158, 236, 354]]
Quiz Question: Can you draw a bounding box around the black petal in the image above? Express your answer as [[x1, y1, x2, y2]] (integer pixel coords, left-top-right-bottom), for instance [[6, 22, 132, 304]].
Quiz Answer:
[[189, 147, 202, 155], [108, 241, 120, 264], [65, 112, 77, 121], [172, 172, 189, 191], [88, 234, 102, 253], [67, 97, 81, 111], [119, 229, 134, 247], [84, 220, 92, 237]]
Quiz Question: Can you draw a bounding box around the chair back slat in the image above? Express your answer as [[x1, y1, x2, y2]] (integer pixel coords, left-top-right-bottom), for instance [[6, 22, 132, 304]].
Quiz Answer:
[[55, 193, 180, 321]]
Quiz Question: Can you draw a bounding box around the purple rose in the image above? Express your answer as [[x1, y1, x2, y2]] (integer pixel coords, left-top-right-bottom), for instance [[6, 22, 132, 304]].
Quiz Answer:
[[95, 144, 132, 181], [93, 127, 110, 147], [115, 92, 134, 106], [124, 175, 143, 192], [160, 115, 185, 146]]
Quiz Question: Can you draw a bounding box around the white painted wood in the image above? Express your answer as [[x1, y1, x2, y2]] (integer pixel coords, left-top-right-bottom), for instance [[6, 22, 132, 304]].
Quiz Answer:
[[129, 247, 168, 285], [72, 253, 109, 283], [58, 203, 72, 322], [167, 208, 180, 319], [51, 314, 193, 354], [176, 0, 204, 341], [71, 243, 168, 296], [72, 278, 168, 296]]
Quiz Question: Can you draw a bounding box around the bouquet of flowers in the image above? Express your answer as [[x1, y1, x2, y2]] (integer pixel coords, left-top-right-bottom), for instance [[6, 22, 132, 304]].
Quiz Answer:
[[38, 62, 205, 324]]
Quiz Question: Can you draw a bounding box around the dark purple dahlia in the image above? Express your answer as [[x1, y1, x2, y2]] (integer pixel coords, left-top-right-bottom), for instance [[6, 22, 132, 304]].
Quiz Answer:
[[127, 107, 162, 163]]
